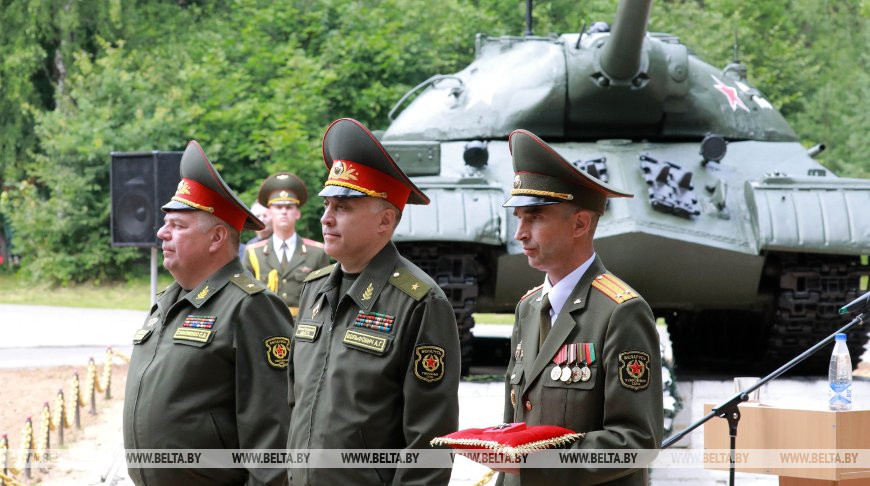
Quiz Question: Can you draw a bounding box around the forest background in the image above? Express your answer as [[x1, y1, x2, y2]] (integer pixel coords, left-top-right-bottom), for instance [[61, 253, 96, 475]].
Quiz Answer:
[[0, 0, 867, 284]]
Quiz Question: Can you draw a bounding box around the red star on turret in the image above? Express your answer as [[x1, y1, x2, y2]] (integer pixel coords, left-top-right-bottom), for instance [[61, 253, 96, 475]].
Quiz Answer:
[[712, 75, 749, 112]]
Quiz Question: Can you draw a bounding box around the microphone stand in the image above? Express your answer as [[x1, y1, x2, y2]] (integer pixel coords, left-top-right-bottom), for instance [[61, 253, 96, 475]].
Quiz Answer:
[[661, 309, 867, 486]]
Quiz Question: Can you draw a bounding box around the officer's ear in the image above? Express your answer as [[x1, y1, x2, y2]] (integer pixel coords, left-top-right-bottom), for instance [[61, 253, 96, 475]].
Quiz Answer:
[[208, 222, 229, 253], [573, 208, 595, 239]]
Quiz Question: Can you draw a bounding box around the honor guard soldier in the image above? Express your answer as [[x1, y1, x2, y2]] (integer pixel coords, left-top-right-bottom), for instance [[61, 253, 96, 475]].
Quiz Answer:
[[244, 172, 329, 316], [123, 141, 293, 486], [498, 130, 663, 486], [287, 118, 460, 486]]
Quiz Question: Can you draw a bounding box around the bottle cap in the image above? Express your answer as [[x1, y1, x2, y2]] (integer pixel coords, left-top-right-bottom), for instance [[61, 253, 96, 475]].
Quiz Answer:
[[835, 333, 847, 341]]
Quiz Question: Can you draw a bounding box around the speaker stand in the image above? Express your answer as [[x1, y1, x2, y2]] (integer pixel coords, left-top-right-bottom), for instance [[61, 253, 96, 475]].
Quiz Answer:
[[150, 247, 158, 307]]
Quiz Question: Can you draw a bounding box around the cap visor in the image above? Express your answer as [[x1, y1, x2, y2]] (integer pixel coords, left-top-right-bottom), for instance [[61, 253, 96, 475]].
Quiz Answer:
[[161, 200, 198, 212], [502, 195, 562, 207], [318, 185, 368, 198]]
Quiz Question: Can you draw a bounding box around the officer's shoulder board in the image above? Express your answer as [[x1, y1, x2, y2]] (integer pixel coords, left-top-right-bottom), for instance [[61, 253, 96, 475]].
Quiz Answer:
[[520, 284, 544, 302], [247, 239, 268, 250], [591, 273, 639, 304], [389, 267, 430, 301], [301, 237, 324, 249], [304, 263, 336, 282], [230, 272, 266, 294]]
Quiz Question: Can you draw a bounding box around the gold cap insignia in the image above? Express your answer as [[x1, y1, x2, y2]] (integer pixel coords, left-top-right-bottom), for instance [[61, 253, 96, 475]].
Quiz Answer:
[[331, 161, 344, 178], [513, 175, 522, 189], [176, 180, 191, 195]]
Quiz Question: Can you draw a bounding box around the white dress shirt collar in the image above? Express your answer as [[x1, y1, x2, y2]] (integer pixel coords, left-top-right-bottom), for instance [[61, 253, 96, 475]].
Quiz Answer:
[[541, 253, 596, 319], [272, 233, 298, 262]]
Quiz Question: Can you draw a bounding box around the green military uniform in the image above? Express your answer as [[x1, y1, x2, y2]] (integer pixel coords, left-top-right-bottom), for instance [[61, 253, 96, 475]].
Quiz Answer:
[[244, 236, 329, 312], [498, 130, 663, 485], [123, 140, 293, 486], [244, 172, 329, 314], [286, 118, 460, 485]]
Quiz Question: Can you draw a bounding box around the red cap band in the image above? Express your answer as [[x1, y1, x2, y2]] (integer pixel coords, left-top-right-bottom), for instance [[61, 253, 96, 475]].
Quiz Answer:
[[171, 178, 247, 231], [325, 159, 411, 211]]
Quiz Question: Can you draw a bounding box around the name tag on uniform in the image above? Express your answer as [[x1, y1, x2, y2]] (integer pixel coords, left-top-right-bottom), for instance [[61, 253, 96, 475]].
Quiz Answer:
[[133, 329, 153, 344], [294, 322, 320, 342], [173, 327, 213, 344], [342, 329, 392, 355]]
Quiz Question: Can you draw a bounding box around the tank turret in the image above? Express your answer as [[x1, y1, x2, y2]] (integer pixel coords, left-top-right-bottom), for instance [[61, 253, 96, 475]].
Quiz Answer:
[[598, 0, 651, 82], [382, 0, 870, 374]]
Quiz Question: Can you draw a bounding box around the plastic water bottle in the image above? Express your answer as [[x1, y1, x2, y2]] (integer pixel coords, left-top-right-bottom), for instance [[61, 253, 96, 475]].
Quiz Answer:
[[828, 333, 852, 411]]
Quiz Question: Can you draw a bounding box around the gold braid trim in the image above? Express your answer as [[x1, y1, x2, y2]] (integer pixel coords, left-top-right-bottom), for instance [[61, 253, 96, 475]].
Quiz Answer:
[[510, 188, 574, 201], [268, 196, 300, 205], [247, 246, 261, 280], [474, 470, 496, 486], [267, 269, 279, 293], [430, 432, 585, 459], [325, 181, 388, 199], [171, 196, 215, 213]]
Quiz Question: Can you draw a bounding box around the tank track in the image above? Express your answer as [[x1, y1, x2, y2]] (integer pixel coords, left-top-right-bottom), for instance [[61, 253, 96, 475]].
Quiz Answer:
[[397, 245, 479, 376], [667, 253, 869, 374], [765, 253, 869, 373]]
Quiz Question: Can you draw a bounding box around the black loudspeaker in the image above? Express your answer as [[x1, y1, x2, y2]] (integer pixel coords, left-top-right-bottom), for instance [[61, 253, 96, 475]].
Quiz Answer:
[[110, 151, 182, 247]]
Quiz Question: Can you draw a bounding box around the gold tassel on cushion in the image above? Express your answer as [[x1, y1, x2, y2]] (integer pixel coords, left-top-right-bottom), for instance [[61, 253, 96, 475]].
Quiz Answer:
[[267, 269, 279, 292]]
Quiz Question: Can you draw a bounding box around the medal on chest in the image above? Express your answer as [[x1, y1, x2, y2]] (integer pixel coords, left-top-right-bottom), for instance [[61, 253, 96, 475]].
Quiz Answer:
[[550, 345, 567, 381]]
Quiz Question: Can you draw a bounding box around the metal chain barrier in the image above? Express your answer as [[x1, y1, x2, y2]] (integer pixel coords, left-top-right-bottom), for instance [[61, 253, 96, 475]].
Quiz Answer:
[[0, 347, 129, 484]]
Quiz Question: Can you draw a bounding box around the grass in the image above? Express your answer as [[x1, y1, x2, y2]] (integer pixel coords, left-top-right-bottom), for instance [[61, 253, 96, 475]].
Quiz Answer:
[[0, 271, 174, 310]]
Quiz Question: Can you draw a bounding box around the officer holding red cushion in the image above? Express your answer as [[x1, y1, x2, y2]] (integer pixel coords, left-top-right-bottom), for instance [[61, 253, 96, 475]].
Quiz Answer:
[[498, 129, 663, 485]]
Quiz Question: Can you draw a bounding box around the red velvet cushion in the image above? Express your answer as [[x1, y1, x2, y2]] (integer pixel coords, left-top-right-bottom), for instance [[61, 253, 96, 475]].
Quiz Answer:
[[430, 422, 583, 457]]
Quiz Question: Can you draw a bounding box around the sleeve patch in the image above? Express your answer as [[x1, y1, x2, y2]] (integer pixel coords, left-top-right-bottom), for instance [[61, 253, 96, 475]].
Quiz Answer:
[[264, 336, 291, 369], [591, 273, 638, 304], [389, 268, 430, 301], [618, 351, 651, 391], [414, 345, 446, 383]]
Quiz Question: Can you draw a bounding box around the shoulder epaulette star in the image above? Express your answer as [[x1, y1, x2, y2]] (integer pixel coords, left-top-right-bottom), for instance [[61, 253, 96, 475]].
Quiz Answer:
[[389, 267, 430, 301], [520, 284, 544, 302], [230, 272, 266, 294], [304, 263, 336, 282], [591, 273, 639, 304]]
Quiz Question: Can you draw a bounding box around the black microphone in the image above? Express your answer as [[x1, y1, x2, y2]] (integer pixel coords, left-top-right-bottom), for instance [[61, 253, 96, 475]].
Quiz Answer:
[[839, 290, 870, 315]]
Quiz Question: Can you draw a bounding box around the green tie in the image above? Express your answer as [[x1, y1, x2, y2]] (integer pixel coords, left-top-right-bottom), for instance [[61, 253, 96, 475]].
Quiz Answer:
[[280, 242, 289, 271], [539, 293, 551, 350]]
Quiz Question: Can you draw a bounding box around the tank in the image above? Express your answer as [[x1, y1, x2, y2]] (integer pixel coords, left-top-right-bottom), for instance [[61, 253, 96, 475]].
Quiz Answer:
[[382, 0, 870, 374]]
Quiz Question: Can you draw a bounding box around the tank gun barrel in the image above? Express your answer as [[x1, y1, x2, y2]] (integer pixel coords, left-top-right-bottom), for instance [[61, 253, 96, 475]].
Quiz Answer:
[[600, 0, 653, 81]]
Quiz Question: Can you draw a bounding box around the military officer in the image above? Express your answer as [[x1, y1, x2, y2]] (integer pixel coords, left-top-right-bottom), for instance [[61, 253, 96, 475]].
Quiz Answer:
[[287, 118, 460, 485], [498, 130, 663, 485], [244, 172, 329, 316], [238, 201, 272, 259], [123, 140, 293, 486]]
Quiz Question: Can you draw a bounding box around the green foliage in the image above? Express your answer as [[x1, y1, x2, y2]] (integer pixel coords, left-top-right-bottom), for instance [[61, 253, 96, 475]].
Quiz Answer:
[[0, 0, 867, 283]]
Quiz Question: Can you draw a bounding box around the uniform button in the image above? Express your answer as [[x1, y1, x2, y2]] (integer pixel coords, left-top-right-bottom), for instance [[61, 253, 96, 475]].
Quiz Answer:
[[283, 279, 287, 283], [524, 400, 533, 411], [282, 293, 287, 298], [510, 373, 516, 380], [393, 272, 400, 277], [234, 273, 240, 277]]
